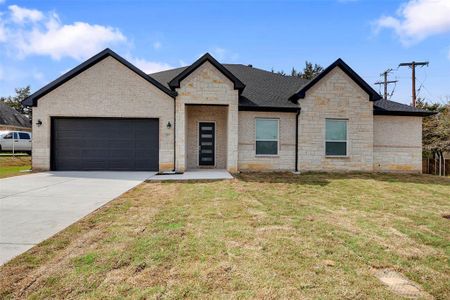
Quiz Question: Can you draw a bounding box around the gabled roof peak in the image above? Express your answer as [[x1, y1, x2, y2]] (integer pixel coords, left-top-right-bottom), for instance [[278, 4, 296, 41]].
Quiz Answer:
[[168, 52, 245, 92], [22, 48, 176, 107], [289, 58, 382, 102]]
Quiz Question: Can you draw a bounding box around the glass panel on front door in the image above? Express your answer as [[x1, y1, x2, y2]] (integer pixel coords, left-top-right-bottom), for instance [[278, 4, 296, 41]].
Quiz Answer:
[[199, 122, 215, 166]]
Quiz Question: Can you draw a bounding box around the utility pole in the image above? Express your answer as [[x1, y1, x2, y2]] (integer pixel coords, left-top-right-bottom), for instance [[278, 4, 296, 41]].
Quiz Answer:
[[374, 69, 397, 99], [398, 61, 429, 107]]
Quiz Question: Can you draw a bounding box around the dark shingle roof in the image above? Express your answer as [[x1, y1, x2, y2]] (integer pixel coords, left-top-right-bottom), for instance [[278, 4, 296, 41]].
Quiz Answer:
[[373, 99, 436, 116], [151, 63, 435, 117], [0, 102, 31, 128], [18, 46, 432, 117], [151, 64, 308, 110]]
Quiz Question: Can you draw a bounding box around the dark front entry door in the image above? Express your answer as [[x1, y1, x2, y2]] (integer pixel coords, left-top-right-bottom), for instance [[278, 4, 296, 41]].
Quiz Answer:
[[198, 122, 215, 166]]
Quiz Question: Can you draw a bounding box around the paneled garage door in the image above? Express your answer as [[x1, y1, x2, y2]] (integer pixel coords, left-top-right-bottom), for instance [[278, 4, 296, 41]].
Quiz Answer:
[[51, 118, 159, 171]]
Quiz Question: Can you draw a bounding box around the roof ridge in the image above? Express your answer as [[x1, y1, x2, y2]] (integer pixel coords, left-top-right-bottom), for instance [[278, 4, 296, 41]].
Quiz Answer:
[[149, 66, 188, 76], [225, 63, 310, 80], [150, 63, 309, 82]]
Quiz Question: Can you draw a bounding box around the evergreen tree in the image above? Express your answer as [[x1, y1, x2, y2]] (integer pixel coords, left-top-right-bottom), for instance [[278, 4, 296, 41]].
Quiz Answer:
[[0, 86, 32, 118]]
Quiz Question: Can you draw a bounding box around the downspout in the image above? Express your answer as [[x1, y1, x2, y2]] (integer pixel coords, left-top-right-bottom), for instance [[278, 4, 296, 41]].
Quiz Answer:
[[295, 108, 300, 172], [173, 96, 176, 172]]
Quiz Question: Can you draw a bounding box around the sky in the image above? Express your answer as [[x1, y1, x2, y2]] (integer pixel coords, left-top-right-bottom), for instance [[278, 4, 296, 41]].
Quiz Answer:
[[0, 0, 449, 105]]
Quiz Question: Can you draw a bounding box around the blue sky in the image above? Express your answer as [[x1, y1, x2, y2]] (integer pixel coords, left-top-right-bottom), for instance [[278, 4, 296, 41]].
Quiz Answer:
[[1, 0, 449, 105]]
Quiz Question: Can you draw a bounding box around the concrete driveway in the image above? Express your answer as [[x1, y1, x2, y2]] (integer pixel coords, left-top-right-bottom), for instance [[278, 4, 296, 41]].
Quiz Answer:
[[0, 171, 155, 265]]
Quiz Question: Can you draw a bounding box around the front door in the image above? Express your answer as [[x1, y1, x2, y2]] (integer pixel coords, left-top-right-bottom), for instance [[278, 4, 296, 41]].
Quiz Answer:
[[198, 122, 215, 166]]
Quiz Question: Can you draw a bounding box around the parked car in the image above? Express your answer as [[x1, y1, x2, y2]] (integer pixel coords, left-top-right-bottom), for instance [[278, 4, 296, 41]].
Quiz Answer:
[[0, 131, 32, 154]]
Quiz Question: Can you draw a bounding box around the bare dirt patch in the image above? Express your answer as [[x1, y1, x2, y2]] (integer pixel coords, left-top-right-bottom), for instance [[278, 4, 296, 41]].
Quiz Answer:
[[375, 269, 432, 299]]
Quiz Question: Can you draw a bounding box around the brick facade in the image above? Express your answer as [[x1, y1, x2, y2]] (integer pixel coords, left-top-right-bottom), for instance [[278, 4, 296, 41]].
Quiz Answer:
[[31, 56, 175, 171], [298, 68, 374, 172], [174, 61, 239, 172], [373, 115, 422, 172], [238, 111, 296, 171], [31, 56, 423, 173], [186, 105, 228, 169]]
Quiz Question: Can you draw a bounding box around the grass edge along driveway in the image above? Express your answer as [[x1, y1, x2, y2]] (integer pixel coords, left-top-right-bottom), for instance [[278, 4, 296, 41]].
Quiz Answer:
[[0, 155, 31, 178]]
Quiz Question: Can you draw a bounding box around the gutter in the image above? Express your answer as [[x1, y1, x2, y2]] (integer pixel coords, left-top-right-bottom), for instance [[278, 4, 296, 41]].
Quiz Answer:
[[239, 106, 300, 112], [295, 108, 300, 172], [373, 109, 437, 117]]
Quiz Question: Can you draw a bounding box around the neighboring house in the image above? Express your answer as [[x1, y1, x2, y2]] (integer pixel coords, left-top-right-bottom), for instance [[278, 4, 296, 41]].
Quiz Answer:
[[22, 49, 434, 173], [0, 102, 31, 132]]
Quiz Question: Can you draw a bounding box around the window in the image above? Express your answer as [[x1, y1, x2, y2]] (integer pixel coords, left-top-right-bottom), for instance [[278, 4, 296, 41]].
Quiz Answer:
[[3, 132, 18, 139], [256, 119, 279, 155], [325, 119, 347, 156], [19, 132, 30, 139]]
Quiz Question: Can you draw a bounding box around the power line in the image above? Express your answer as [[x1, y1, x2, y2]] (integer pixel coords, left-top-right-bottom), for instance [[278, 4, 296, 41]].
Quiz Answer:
[[374, 69, 398, 99], [398, 61, 429, 107], [388, 80, 397, 100]]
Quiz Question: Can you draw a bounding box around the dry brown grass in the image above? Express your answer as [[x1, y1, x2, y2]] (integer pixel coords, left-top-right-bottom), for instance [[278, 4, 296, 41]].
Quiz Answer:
[[0, 155, 31, 178], [0, 172, 449, 299], [0, 155, 31, 167]]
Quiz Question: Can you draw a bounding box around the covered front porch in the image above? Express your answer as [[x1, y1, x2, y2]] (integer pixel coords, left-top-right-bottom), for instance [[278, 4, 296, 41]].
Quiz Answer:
[[175, 104, 238, 172], [169, 55, 242, 173]]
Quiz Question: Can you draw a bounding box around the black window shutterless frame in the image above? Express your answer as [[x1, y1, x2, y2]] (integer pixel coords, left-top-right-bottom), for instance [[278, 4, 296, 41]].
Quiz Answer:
[[198, 122, 215, 166]]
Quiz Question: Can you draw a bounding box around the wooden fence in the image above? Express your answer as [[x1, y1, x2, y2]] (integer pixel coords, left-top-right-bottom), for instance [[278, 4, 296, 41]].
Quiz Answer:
[[422, 158, 449, 176]]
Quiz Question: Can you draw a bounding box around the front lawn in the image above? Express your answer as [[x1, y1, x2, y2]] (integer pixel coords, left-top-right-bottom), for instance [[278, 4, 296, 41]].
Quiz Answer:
[[0, 173, 449, 299], [0, 155, 31, 178]]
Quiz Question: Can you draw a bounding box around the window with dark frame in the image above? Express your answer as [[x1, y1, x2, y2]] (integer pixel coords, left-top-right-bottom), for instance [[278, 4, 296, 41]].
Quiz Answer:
[[255, 118, 279, 155], [325, 119, 348, 156], [19, 132, 30, 139]]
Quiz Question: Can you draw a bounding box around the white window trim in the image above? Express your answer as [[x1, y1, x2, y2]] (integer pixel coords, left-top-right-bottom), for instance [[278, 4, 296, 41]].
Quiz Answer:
[[255, 118, 280, 157], [325, 118, 349, 158]]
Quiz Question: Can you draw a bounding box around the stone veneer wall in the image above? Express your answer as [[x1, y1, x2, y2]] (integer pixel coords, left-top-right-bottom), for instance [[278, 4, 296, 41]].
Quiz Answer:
[[298, 67, 374, 171], [32, 56, 175, 171], [32, 55, 424, 174], [373, 115, 422, 172], [175, 61, 239, 172], [186, 105, 227, 169], [238, 111, 296, 171]]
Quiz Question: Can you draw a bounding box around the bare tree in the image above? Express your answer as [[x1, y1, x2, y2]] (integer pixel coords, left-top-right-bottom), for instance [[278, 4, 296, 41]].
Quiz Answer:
[[417, 98, 450, 176]]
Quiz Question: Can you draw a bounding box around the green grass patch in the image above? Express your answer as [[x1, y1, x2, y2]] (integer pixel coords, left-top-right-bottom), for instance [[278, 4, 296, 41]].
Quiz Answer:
[[0, 156, 31, 178]]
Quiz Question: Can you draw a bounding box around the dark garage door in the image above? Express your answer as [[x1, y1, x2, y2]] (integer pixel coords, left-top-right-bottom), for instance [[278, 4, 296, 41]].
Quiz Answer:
[[52, 118, 159, 171]]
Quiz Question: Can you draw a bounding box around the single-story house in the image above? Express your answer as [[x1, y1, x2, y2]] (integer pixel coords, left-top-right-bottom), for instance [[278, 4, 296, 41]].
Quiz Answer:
[[22, 48, 434, 173], [0, 102, 31, 132]]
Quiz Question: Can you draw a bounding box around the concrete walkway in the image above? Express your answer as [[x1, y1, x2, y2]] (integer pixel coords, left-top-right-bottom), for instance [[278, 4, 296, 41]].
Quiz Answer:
[[149, 169, 233, 181], [0, 171, 154, 265]]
